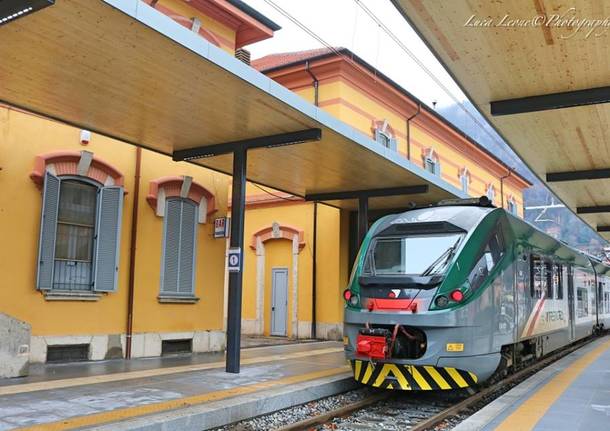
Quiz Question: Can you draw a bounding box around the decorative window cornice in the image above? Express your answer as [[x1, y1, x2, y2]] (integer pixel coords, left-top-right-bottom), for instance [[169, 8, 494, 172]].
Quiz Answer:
[[371, 119, 395, 138], [422, 147, 439, 162], [146, 175, 216, 224], [250, 223, 305, 252], [30, 151, 125, 189]]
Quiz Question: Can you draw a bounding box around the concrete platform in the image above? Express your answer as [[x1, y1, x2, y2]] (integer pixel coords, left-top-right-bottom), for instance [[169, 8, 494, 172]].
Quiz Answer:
[[0, 341, 354, 430], [454, 335, 610, 431]]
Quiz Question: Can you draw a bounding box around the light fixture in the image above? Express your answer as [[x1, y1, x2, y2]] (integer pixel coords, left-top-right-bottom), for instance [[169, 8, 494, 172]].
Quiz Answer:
[[0, 0, 54, 26]]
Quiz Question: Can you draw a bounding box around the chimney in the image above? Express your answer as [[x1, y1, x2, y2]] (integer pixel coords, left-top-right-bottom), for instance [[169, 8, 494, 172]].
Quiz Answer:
[[235, 48, 251, 65]]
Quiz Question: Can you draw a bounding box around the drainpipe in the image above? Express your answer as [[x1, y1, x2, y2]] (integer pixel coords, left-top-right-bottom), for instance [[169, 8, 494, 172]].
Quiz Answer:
[[406, 104, 421, 161], [500, 167, 513, 209], [306, 60, 319, 340], [311, 202, 318, 339], [126, 146, 142, 359], [305, 61, 319, 107]]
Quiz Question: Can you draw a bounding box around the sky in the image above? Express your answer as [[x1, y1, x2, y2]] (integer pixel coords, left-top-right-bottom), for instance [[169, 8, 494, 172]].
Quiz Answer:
[[243, 0, 465, 110]]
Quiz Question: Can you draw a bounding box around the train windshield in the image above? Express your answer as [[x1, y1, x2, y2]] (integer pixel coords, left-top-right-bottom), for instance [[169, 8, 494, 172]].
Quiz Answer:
[[366, 233, 463, 276]]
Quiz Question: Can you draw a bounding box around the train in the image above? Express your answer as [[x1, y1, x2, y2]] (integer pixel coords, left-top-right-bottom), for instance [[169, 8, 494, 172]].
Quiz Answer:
[[343, 197, 610, 391]]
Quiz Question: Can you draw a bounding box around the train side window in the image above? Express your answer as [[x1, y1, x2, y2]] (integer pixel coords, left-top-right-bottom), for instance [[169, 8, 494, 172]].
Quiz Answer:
[[554, 264, 563, 299], [545, 261, 553, 298], [530, 255, 543, 298], [577, 287, 588, 317]]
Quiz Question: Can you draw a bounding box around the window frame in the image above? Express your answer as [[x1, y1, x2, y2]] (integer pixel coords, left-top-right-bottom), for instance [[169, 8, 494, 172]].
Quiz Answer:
[[53, 176, 102, 291]]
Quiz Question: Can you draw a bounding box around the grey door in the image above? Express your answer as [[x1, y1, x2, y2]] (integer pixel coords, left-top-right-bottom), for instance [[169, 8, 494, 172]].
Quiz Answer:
[[271, 268, 288, 336]]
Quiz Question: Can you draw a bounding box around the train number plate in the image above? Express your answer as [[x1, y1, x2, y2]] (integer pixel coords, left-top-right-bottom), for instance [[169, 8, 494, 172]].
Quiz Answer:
[[446, 343, 464, 352]]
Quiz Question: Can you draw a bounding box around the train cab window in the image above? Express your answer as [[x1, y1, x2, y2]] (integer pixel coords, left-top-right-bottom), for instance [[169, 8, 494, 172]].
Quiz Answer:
[[530, 255, 544, 299], [554, 264, 563, 299], [467, 232, 504, 292]]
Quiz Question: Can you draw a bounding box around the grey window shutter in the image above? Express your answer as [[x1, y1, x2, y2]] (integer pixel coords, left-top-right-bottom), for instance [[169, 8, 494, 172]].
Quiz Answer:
[[389, 137, 397, 151], [93, 186, 123, 292], [178, 200, 197, 294], [36, 172, 61, 290], [161, 200, 181, 293]]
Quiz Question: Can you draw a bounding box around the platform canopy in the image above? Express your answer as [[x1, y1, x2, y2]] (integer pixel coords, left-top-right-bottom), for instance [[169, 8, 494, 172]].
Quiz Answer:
[[0, 0, 465, 210], [393, 0, 610, 237]]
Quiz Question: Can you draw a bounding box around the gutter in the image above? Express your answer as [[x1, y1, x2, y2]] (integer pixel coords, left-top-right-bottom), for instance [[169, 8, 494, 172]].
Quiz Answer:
[[406, 103, 421, 161]]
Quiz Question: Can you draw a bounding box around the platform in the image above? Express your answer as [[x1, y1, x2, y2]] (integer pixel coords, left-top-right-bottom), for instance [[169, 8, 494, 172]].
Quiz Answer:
[[455, 335, 610, 431], [0, 341, 353, 431]]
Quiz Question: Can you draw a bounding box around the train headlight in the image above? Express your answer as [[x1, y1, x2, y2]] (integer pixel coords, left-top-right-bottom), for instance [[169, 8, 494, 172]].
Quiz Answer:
[[343, 289, 352, 301], [434, 295, 449, 308], [450, 289, 464, 302], [349, 294, 360, 306]]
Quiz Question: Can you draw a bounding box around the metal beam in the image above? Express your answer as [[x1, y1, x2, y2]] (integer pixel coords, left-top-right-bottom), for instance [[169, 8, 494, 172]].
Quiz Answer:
[[491, 86, 610, 116], [172, 128, 322, 161], [546, 168, 610, 182], [305, 185, 429, 202], [0, 0, 54, 26], [226, 147, 247, 373], [597, 226, 610, 233], [577, 205, 610, 214]]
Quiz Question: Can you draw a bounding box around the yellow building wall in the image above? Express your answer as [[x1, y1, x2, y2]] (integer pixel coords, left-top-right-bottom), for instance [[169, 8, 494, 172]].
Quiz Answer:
[[241, 202, 314, 336], [0, 107, 229, 337]]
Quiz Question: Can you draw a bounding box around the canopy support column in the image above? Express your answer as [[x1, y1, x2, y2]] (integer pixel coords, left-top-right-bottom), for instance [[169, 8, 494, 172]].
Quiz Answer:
[[226, 147, 247, 373]]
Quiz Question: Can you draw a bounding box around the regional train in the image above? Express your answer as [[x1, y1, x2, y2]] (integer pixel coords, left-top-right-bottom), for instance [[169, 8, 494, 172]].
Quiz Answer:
[[343, 197, 610, 391]]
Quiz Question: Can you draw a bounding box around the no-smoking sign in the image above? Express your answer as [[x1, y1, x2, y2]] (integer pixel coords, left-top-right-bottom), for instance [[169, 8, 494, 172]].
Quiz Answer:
[[228, 247, 241, 272]]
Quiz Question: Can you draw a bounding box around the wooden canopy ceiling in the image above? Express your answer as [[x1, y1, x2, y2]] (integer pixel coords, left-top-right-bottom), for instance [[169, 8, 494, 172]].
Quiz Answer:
[[393, 0, 610, 236], [0, 0, 465, 211]]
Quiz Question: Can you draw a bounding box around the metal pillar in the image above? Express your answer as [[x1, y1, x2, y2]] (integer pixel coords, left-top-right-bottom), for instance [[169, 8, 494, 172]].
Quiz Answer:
[[358, 196, 369, 246], [226, 148, 247, 373]]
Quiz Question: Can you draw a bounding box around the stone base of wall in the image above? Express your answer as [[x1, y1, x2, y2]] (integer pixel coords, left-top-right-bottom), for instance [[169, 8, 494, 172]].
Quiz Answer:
[[0, 313, 31, 378], [29, 330, 226, 363], [316, 322, 343, 341]]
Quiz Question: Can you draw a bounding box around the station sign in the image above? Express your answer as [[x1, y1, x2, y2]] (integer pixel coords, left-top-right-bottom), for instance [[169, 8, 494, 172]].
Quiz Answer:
[[214, 217, 230, 238], [228, 247, 241, 273]]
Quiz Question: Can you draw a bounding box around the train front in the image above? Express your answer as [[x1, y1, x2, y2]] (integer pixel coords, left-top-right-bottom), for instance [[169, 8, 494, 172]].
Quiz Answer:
[[344, 201, 502, 391]]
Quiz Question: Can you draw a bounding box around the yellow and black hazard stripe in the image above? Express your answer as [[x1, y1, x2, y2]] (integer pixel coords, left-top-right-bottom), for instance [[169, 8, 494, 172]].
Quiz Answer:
[[351, 359, 478, 390]]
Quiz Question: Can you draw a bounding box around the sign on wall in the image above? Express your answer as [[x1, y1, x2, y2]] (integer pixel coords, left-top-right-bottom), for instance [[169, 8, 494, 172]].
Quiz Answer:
[[214, 217, 230, 238]]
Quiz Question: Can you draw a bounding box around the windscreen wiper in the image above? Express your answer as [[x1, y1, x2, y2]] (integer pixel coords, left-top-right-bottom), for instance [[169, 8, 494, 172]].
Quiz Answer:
[[421, 238, 461, 276]]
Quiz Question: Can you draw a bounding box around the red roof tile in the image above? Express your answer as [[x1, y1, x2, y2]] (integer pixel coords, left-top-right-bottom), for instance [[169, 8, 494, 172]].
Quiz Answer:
[[252, 47, 340, 71]]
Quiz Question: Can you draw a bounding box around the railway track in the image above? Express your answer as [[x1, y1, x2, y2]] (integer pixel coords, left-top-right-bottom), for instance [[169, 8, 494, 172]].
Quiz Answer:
[[274, 336, 598, 431]]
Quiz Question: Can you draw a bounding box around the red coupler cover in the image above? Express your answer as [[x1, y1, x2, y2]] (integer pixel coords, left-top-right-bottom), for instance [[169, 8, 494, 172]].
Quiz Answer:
[[356, 334, 387, 359]]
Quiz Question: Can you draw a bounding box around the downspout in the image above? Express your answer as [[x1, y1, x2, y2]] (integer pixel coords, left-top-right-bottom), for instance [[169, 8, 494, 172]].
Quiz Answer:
[[305, 61, 319, 107], [311, 202, 318, 339], [305, 60, 319, 339], [406, 104, 421, 161], [126, 146, 142, 359], [499, 168, 513, 209]]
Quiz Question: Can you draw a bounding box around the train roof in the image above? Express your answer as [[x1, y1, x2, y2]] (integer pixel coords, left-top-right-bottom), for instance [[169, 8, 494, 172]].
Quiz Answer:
[[369, 200, 610, 273]]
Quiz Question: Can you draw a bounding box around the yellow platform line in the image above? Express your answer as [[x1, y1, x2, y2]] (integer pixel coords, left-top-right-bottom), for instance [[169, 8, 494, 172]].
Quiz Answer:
[[0, 347, 343, 396], [495, 339, 610, 431], [16, 365, 351, 431]]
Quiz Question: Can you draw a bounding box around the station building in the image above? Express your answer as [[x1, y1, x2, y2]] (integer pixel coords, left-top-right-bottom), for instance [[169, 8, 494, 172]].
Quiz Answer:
[[0, 0, 279, 366], [0, 0, 529, 368]]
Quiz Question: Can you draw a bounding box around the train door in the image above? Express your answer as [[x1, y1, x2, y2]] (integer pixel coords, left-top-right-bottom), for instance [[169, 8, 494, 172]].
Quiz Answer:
[[567, 265, 575, 341]]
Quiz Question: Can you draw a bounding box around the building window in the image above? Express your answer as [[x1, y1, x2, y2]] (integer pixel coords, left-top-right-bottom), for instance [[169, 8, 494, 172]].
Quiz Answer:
[[423, 149, 441, 176], [507, 197, 518, 215], [54, 180, 98, 290], [372, 120, 397, 151], [459, 168, 470, 193], [37, 172, 123, 292], [486, 184, 495, 204], [160, 198, 198, 296]]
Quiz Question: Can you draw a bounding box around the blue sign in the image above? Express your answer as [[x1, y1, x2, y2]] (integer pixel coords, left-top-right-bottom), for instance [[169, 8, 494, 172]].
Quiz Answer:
[[228, 247, 241, 273]]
